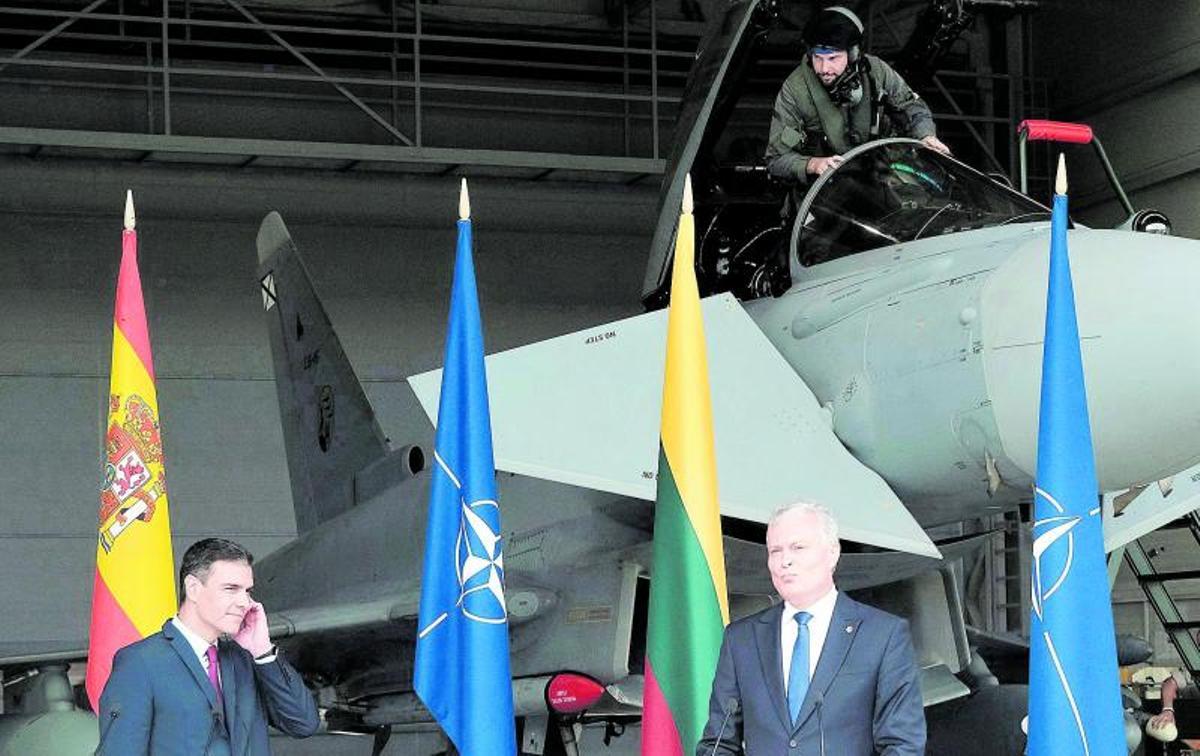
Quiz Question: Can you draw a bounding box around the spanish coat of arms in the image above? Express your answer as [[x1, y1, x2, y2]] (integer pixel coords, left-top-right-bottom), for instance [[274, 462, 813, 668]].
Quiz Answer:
[[98, 393, 167, 552]]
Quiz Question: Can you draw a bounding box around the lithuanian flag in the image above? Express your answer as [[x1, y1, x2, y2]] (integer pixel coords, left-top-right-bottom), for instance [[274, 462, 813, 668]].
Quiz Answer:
[[85, 192, 177, 711], [641, 176, 730, 756]]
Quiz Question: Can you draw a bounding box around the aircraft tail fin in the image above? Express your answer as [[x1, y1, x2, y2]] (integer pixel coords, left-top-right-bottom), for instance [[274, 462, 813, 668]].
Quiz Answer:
[[256, 212, 393, 534]]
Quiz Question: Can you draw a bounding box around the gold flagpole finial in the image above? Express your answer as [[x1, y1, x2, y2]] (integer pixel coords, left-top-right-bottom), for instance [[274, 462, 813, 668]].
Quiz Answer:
[[124, 190, 136, 231], [459, 178, 471, 220]]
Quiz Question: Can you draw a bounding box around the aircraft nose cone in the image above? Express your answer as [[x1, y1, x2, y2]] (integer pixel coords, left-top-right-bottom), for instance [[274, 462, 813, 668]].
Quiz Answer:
[[981, 228, 1200, 490]]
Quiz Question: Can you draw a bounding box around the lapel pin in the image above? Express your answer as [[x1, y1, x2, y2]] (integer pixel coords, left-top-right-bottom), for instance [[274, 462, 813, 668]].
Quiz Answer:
[[845, 624, 854, 633]]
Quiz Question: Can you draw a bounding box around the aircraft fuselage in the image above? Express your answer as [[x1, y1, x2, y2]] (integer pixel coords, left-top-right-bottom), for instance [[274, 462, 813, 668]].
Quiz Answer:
[[747, 216, 1200, 527]]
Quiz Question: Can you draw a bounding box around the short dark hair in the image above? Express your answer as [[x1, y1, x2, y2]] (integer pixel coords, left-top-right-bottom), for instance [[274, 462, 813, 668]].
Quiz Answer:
[[178, 538, 254, 603]]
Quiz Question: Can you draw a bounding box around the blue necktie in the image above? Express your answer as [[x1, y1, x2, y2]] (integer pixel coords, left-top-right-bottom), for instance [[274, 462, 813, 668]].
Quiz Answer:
[[787, 611, 812, 725]]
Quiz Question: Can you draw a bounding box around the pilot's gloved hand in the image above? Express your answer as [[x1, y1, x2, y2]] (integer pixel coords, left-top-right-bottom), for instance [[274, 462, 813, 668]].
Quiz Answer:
[[806, 155, 844, 176], [921, 135, 951, 155]]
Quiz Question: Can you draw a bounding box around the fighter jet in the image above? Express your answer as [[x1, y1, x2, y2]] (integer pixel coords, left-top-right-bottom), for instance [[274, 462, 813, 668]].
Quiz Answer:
[[248, 34, 1200, 756], [398, 2, 1198, 752], [250, 144, 1199, 755]]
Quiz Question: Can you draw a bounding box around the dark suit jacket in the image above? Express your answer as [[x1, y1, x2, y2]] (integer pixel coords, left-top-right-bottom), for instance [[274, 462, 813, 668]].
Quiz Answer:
[[96, 619, 320, 755], [697, 594, 925, 755]]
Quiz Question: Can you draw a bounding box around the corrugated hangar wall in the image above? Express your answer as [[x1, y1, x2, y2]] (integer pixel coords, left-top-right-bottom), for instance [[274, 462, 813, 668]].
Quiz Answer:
[[1034, 0, 1200, 666], [0, 156, 654, 668], [0, 155, 656, 753], [1034, 0, 1200, 238], [0, 1, 673, 749]]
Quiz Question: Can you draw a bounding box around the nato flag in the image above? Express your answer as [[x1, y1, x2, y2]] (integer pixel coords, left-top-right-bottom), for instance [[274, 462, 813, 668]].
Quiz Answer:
[[414, 200, 516, 756], [1027, 159, 1125, 755]]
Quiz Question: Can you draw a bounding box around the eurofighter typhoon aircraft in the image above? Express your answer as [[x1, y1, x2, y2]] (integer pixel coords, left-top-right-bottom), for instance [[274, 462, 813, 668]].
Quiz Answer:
[[240, 4, 1200, 755], [5, 2, 1199, 755]]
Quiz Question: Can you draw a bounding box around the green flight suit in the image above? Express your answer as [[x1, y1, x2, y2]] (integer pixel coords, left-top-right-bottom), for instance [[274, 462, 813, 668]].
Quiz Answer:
[[766, 53, 937, 185]]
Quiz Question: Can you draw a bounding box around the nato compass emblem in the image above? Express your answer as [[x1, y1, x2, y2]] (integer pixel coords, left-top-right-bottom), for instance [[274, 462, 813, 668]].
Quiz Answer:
[[1031, 487, 1081, 623], [1031, 485, 1102, 754], [455, 498, 508, 624]]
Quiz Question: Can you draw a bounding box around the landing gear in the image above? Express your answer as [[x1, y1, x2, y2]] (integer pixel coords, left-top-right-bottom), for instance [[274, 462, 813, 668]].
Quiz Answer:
[[926, 684, 1028, 755], [519, 714, 582, 756], [370, 725, 391, 756]]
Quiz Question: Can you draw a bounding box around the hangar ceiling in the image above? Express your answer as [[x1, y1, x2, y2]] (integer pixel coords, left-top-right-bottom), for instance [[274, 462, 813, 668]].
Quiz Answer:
[[0, 0, 1042, 186], [0, 0, 706, 182]]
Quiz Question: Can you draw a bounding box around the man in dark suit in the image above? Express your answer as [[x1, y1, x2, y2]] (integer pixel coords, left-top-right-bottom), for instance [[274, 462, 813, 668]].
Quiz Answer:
[[697, 502, 925, 755], [97, 538, 320, 755]]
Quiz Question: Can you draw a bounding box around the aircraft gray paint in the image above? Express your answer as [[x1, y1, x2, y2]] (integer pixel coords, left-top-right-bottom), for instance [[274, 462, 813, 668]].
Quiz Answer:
[[405, 3, 1200, 752], [742, 141, 1200, 527], [247, 202, 986, 752], [413, 137, 1200, 555]]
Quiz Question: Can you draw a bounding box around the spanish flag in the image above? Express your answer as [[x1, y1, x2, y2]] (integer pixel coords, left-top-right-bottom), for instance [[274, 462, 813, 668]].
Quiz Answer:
[[641, 176, 730, 756], [85, 191, 177, 711]]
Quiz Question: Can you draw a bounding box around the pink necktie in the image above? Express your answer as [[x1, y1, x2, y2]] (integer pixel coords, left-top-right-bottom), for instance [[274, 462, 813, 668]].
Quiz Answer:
[[205, 645, 224, 708]]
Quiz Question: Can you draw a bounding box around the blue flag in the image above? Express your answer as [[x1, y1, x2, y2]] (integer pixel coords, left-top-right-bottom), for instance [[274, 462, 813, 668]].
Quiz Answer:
[[414, 212, 516, 756], [1028, 180, 1125, 755]]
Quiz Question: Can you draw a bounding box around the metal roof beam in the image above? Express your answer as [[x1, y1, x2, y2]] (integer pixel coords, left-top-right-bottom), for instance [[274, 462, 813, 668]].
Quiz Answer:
[[221, 0, 414, 146], [0, 126, 666, 177]]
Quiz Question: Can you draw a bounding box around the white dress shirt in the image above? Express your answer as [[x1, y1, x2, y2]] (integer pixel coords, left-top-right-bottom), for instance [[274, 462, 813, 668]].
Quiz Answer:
[[171, 615, 222, 686], [780, 587, 839, 687], [172, 615, 278, 669]]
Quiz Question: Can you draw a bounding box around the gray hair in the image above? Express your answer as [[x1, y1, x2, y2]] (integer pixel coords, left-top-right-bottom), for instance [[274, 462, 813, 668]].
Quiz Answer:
[[767, 501, 840, 548]]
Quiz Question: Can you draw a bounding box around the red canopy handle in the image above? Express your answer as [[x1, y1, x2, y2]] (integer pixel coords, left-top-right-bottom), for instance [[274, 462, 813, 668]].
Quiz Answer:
[[1018, 119, 1094, 144], [1016, 120, 1132, 215]]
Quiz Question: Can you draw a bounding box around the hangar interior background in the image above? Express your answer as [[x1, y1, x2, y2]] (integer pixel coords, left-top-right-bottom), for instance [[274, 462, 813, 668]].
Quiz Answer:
[[0, 1, 1197, 752]]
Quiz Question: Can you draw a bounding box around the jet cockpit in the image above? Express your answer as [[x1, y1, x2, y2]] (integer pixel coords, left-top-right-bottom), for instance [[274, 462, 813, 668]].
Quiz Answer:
[[690, 139, 1052, 302], [788, 140, 1050, 269]]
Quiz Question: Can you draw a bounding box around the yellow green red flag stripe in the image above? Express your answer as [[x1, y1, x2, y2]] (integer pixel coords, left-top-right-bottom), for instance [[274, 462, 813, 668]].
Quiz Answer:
[[641, 178, 730, 756], [85, 194, 177, 711]]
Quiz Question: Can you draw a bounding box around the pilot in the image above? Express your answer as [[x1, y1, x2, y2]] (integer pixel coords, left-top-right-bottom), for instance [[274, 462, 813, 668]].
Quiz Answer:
[[766, 5, 950, 190]]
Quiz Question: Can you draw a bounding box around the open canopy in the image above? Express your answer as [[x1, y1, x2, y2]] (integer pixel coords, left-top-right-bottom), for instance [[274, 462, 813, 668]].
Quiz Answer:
[[792, 139, 1051, 269]]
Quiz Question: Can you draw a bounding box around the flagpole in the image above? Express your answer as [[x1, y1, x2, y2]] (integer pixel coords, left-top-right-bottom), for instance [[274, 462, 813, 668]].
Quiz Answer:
[[1027, 155, 1126, 755], [641, 174, 729, 756], [414, 178, 516, 756], [85, 191, 177, 711]]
